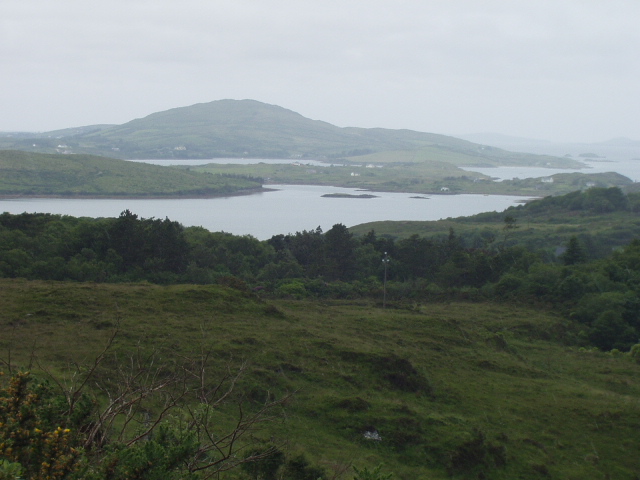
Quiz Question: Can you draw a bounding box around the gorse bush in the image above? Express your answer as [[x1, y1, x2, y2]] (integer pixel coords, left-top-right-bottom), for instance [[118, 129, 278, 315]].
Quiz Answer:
[[0, 330, 290, 480], [0, 372, 86, 480]]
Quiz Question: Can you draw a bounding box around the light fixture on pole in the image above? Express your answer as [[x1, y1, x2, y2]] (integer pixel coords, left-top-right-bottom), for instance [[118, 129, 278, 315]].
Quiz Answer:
[[382, 252, 390, 308]]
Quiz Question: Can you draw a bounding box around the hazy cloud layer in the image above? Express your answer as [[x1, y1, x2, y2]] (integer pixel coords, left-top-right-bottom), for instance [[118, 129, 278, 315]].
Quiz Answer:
[[2, 0, 639, 142]]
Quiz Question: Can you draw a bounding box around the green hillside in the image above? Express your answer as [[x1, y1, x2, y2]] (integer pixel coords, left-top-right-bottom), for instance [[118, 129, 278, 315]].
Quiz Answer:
[[350, 185, 640, 255], [0, 100, 581, 169], [2, 279, 640, 479], [0, 150, 262, 197]]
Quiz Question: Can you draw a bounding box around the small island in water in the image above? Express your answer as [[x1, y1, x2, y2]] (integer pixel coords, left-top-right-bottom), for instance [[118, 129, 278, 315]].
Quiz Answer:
[[321, 193, 379, 199]]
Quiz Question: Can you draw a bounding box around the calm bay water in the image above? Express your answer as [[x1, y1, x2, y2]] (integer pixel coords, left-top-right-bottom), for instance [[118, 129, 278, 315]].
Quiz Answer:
[[0, 185, 529, 240], [461, 144, 640, 182], [462, 159, 640, 183]]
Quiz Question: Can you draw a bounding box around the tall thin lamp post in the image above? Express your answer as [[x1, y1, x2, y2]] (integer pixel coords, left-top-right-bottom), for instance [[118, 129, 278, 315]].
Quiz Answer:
[[382, 252, 390, 308]]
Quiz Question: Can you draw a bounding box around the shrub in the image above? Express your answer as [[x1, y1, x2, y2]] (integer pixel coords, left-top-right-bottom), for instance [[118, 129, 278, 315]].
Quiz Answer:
[[0, 361, 288, 480], [353, 463, 393, 480], [492, 273, 524, 298], [589, 310, 637, 351], [241, 447, 285, 480], [276, 280, 307, 298], [447, 429, 506, 476], [0, 372, 87, 480], [281, 454, 325, 480]]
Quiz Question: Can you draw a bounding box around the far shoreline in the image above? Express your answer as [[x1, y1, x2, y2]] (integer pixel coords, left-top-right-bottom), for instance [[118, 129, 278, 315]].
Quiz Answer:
[[0, 186, 278, 200]]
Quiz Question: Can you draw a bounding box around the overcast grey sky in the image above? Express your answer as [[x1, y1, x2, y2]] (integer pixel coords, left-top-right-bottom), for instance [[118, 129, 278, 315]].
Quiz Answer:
[[2, 0, 638, 142]]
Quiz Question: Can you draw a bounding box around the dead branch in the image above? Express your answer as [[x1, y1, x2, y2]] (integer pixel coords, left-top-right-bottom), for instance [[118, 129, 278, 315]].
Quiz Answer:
[[21, 318, 292, 477]]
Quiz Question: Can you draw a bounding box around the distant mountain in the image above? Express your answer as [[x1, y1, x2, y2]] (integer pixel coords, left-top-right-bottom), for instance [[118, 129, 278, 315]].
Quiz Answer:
[[0, 100, 581, 167], [596, 137, 640, 147], [75, 99, 477, 160]]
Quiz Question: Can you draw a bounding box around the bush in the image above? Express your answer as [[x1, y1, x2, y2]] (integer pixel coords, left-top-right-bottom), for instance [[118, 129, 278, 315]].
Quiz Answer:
[[0, 459, 23, 480], [447, 429, 506, 476], [281, 454, 325, 480], [0, 372, 87, 480], [589, 310, 637, 351], [492, 273, 524, 298], [629, 344, 640, 363], [276, 280, 307, 298], [0, 362, 287, 480], [353, 463, 393, 480], [241, 447, 285, 480]]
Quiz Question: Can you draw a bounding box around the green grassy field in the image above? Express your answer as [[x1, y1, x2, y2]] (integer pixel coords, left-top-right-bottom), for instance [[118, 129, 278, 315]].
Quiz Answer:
[[3, 279, 640, 479], [0, 150, 262, 197]]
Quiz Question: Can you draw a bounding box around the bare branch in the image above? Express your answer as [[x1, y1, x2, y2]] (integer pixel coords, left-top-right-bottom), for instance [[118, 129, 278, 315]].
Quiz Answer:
[[68, 327, 119, 412], [20, 317, 293, 478], [189, 392, 293, 475]]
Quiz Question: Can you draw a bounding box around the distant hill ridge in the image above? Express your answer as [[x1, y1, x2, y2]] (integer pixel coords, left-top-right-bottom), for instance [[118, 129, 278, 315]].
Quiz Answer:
[[80, 99, 470, 159], [0, 99, 582, 167]]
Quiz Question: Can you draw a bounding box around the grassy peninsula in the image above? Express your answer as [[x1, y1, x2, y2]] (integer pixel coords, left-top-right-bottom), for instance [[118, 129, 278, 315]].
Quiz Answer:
[[190, 160, 631, 196], [0, 150, 262, 197], [0, 147, 630, 198]]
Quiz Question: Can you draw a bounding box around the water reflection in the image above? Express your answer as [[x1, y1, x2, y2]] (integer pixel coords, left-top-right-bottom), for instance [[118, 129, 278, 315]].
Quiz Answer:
[[0, 185, 530, 240]]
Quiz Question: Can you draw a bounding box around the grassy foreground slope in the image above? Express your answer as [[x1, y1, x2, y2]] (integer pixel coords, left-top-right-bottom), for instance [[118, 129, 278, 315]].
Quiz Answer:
[[0, 150, 262, 197], [2, 279, 639, 479]]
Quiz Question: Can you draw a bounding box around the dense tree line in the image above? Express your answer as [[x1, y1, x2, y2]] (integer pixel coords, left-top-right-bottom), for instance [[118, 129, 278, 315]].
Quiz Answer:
[[0, 210, 515, 289], [2, 187, 640, 351]]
